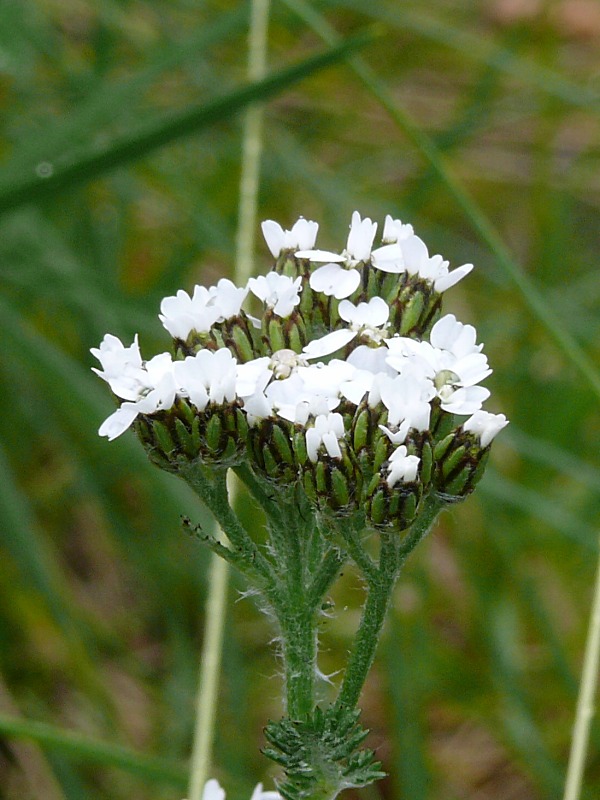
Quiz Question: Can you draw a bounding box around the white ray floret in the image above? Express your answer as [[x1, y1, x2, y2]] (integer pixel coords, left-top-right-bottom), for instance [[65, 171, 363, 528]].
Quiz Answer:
[[248, 272, 302, 317], [463, 410, 509, 447], [96, 351, 177, 440], [386, 445, 420, 487], [305, 412, 346, 462], [261, 217, 319, 257], [297, 211, 377, 299]]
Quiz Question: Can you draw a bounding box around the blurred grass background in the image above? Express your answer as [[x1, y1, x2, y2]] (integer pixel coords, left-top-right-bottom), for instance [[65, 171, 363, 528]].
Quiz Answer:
[[1, 0, 600, 798]]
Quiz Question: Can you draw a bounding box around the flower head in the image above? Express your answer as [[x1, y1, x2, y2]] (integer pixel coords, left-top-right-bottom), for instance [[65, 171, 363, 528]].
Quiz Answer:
[[94, 210, 506, 519]]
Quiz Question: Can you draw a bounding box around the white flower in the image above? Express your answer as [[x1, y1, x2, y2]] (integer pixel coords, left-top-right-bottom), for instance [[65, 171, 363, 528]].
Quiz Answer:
[[261, 217, 319, 257], [201, 779, 226, 800], [302, 298, 390, 360], [339, 297, 389, 339], [97, 352, 177, 440], [297, 211, 377, 299], [386, 315, 491, 415], [382, 215, 414, 243], [386, 445, 420, 487], [186, 778, 281, 800], [173, 349, 238, 410], [212, 278, 248, 320], [302, 328, 356, 359], [400, 234, 473, 292], [463, 410, 509, 447], [308, 262, 361, 300], [159, 280, 248, 340], [305, 412, 345, 462], [159, 286, 220, 339], [248, 272, 302, 317], [91, 333, 144, 401], [374, 369, 434, 430]]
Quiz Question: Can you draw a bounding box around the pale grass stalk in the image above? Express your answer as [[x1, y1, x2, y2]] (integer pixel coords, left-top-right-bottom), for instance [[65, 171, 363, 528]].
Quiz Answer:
[[187, 2, 270, 798], [563, 535, 600, 800]]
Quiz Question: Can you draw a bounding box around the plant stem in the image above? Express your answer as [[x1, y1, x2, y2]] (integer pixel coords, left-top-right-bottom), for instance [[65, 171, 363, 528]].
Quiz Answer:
[[334, 495, 444, 714], [280, 604, 318, 720], [563, 531, 600, 800], [187, 551, 230, 800], [334, 531, 400, 714]]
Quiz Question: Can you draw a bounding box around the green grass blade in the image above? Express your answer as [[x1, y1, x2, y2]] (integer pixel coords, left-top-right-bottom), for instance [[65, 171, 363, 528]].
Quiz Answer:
[[0, 27, 378, 215], [3, 7, 249, 177], [281, 0, 600, 406], [481, 469, 597, 550], [330, 0, 600, 113], [0, 714, 187, 789]]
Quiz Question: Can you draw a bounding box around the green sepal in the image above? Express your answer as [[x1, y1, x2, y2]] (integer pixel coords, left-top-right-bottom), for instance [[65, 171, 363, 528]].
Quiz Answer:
[[373, 435, 389, 472], [267, 317, 286, 352], [469, 448, 490, 488], [153, 420, 176, 455], [369, 490, 387, 525], [302, 471, 317, 502], [191, 415, 202, 452], [272, 424, 295, 465], [231, 322, 255, 362], [205, 414, 223, 452], [175, 417, 195, 458], [399, 492, 417, 527], [433, 433, 454, 461], [444, 466, 471, 496], [262, 445, 279, 479], [287, 322, 304, 353], [399, 291, 425, 335], [420, 440, 433, 486], [235, 408, 249, 442], [442, 444, 466, 479], [315, 460, 328, 494], [178, 399, 196, 427], [293, 430, 308, 466], [331, 468, 350, 508], [353, 408, 370, 452]]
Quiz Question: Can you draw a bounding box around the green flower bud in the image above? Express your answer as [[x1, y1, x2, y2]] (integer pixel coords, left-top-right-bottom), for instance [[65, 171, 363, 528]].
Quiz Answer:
[[247, 418, 299, 485], [135, 399, 248, 470], [433, 429, 493, 501]]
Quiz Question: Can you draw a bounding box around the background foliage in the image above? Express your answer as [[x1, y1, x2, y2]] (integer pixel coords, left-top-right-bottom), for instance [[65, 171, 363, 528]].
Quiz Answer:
[[1, 0, 600, 798]]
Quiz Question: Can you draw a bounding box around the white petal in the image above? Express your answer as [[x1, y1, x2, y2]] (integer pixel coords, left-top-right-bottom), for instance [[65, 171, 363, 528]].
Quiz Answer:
[[98, 404, 139, 440], [202, 779, 226, 800], [309, 263, 361, 299], [434, 263, 473, 292], [295, 249, 345, 262], [382, 215, 414, 243], [463, 410, 509, 447], [400, 234, 429, 275], [303, 329, 356, 359], [290, 218, 319, 251], [371, 243, 405, 273], [440, 386, 490, 415], [347, 211, 377, 261], [261, 220, 285, 257]]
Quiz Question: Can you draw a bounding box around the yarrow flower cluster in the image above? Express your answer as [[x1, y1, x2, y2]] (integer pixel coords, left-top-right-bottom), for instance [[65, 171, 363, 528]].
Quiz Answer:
[[93, 211, 507, 526]]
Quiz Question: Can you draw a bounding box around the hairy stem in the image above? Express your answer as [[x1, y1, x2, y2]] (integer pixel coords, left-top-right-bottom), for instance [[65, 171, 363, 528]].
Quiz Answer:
[[335, 494, 444, 714]]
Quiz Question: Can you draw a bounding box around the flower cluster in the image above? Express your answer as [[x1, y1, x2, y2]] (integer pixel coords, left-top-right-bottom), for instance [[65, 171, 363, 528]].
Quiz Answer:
[[93, 212, 507, 528]]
